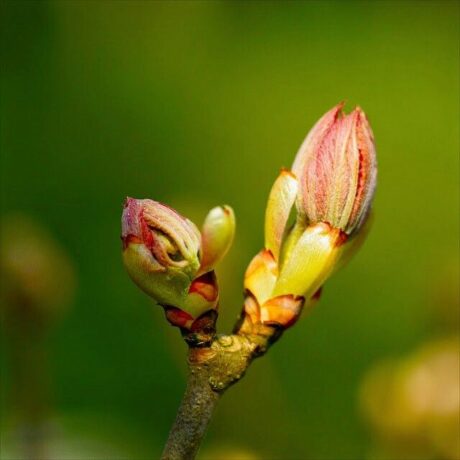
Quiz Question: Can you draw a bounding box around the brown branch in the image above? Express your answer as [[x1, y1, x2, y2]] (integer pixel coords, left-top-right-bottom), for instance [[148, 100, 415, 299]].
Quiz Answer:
[[161, 330, 276, 460]]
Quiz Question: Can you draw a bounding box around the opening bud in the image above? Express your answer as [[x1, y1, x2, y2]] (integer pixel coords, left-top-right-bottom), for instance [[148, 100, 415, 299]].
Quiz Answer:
[[121, 198, 235, 333]]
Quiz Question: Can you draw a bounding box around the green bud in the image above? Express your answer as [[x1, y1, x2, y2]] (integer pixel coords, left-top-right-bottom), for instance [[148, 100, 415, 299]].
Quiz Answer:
[[199, 205, 235, 275]]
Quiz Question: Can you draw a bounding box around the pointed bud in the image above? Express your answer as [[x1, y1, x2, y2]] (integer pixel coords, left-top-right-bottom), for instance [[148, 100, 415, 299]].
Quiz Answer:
[[292, 104, 377, 235], [237, 103, 377, 336], [264, 169, 298, 262], [199, 205, 235, 275]]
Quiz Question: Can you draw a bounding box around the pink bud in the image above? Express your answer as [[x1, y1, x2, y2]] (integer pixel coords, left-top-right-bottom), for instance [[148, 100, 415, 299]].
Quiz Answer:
[[292, 104, 377, 234], [121, 198, 233, 335], [122, 197, 201, 273]]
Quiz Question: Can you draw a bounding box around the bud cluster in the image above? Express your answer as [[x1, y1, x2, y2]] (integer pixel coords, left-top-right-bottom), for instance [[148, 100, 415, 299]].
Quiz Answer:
[[237, 103, 377, 335], [121, 103, 377, 344]]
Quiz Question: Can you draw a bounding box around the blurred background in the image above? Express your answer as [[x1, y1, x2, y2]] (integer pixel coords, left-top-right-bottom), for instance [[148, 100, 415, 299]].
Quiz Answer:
[[1, 1, 458, 459]]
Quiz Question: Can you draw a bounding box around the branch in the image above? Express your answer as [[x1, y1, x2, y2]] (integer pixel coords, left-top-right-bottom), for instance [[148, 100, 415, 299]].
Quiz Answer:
[[161, 331, 274, 460]]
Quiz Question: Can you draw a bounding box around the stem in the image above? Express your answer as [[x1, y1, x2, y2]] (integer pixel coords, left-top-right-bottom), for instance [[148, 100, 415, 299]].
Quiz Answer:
[[161, 351, 220, 460], [161, 333, 273, 460]]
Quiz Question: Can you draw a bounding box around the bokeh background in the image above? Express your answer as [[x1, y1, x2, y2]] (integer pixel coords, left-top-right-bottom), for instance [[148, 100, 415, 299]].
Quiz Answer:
[[1, 1, 458, 459]]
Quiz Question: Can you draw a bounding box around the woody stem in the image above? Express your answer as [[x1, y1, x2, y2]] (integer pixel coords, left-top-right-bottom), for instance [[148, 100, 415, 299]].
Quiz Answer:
[[161, 333, 271, 460], [160, 350, 220, 460]]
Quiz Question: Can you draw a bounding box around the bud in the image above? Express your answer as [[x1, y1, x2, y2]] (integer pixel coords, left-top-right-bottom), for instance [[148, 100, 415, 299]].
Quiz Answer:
[[121, 198, 235, 333], [264, 169, 298, 262], [199, 205, 235, 275], [292, 102, 377, 235], [237, 104, 377, 333]]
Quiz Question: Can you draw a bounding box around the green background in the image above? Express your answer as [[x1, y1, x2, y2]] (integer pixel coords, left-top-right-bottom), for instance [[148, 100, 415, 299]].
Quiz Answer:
[[1, 1, 458, 458]]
